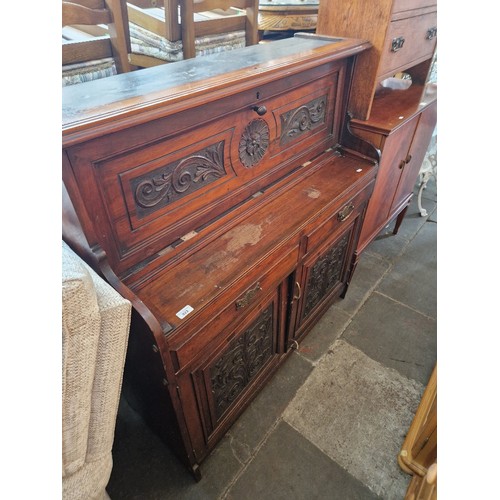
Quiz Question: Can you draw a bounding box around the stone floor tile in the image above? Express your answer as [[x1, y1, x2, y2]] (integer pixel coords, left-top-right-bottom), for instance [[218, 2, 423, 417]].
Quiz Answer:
[[225, 352, 314, 464], [283, 340, 423, 500], [297, 306, 351, 363], [224, 421, 380, 500], [364, 185, 436, 263], [377, 220, 437, 319], [333, 252, 391, 316], [342, 292, 436, 385]]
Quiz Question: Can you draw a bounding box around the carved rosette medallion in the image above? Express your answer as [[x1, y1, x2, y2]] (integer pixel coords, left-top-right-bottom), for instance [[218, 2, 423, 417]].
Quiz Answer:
[[210, 305, 274, 420], [280, 95, 327, 146], [302, 232, 350, 319], [132, 141, 226, 217], [239, 119, 270, 168]]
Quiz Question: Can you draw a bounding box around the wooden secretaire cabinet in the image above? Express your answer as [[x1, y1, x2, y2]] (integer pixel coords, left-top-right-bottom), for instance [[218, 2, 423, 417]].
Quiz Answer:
[[62, 34, 379, 479]]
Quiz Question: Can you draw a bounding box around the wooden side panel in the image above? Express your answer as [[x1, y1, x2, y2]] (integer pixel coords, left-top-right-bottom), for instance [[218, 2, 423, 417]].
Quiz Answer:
[[316, 0, 393, 120], [357, 116, 418, 251], [391, 100, 437, 214]]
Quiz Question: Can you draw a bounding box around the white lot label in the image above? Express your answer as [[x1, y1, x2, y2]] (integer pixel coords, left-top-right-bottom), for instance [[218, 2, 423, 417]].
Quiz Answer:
[[176, 305, 194, 320]]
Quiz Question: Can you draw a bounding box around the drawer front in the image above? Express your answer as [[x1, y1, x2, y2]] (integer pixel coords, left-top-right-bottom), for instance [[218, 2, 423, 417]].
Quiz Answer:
[[304, 180, 374, 258], [65, 63, 345, 275], [379, 10, 437, 79], [168, 245, 299, 373], [392, 0, 437, 14]]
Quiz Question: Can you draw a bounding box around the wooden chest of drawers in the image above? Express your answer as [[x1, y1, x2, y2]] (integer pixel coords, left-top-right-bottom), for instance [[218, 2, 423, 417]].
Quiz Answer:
[[317, 0, 437, 120], [316, 0, 437, 271], [62, 34, 379, 479]]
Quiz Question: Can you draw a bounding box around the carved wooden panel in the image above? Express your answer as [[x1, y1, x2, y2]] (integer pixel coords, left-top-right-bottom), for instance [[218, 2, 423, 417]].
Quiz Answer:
[[302, 231, 350, 319], [130, 141, 226, 218], [209, 304, 274, 420], [239, 119, 270, 168], [280, 95, 327, 146]]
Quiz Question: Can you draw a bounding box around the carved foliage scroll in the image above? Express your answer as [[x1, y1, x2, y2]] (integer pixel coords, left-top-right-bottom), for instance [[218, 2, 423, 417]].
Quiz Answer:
[[302, 231, 350, 319], [131, 141, 226, 217], [210, 304, 274, 420], [280, 95, 327, 146]]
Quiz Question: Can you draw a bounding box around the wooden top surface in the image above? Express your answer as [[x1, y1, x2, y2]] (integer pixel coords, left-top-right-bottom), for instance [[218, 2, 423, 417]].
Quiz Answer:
[[132, 151, 376, 333], [62, 34, 370, 145], [351, 83, 437, 134]]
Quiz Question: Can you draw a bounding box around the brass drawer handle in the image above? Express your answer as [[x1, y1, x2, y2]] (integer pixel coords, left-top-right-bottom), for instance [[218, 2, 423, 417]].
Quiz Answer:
[[252, 105, 267, 116], [235, 282, 262, 310], [293, 281, 301, 301], [426, 27, 437, 40], [338, 203, 355, 222], [391, 36, 405, 52]]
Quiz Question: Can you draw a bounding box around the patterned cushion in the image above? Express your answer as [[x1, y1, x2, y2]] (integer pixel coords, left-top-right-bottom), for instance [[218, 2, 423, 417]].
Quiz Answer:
[[62, 58, 117, 86], [129, 22, 246, 62]]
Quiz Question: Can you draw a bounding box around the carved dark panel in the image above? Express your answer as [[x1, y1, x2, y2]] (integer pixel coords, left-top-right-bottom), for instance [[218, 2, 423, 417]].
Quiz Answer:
[[302, 231, 350, 319], [131, 141, 226, 217], [280, 95, 327, 146], [239, 119, 270, 168], [210, 305, 274, 420]]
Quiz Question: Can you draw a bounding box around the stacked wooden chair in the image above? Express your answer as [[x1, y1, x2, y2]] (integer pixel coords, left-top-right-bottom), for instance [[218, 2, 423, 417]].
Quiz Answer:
[[62, 0, 132, 85], [126, 0, 259, 67]]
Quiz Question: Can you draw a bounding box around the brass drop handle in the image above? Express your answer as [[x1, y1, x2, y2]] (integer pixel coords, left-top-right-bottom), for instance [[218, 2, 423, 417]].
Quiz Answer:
[[290, 340, 299, 350], [337, 203, 355, 222], [293, 281, 302, 301], [252, 105, 267, 116], [405, 154, 412, 164], [426, 27, 437, 39], [391, 36, 405, 52], [235, 282, 262, 309]]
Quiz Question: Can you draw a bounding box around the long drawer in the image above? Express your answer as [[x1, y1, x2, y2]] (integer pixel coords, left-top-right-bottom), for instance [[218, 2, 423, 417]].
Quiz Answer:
[[379, 8, 437, 79]]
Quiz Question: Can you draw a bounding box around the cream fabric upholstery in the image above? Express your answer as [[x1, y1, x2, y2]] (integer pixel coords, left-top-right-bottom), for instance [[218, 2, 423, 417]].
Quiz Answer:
[[62, 241, 131, 500]]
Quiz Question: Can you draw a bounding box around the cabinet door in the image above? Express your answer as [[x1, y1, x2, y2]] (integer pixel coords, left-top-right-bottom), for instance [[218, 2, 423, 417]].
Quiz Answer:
[[357, 116, 418, 250], [391, 101, 437, 214], [185, 284, 287, 457], [292, 220, 358, 342]]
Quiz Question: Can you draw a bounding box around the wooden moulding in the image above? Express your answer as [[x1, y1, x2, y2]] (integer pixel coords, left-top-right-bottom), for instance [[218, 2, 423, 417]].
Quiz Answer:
[[399, 364, 437, 476]]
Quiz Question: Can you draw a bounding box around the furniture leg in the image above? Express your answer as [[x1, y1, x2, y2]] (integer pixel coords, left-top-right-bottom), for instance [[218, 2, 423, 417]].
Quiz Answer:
[[393, 203, 409, 235]]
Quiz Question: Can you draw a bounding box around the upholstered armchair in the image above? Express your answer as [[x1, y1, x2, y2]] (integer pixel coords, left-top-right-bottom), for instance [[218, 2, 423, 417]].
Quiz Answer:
[[62, 241, 131, 499]]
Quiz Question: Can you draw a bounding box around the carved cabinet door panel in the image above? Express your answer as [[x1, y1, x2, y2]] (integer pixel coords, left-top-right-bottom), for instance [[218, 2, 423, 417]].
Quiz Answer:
[[186, 284, 288, 458], [291, 219, 359, 344]]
